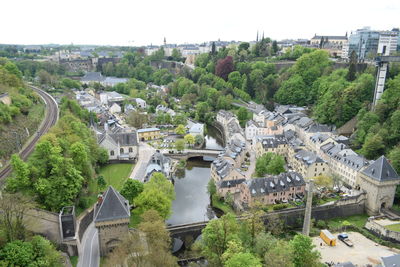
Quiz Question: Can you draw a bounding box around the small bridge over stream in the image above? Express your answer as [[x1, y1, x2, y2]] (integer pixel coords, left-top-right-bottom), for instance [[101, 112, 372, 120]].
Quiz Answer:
[[162, 148, 223, 160]]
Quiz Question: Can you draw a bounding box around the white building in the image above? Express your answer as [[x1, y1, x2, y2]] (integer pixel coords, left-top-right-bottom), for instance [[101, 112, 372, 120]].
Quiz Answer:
[[109, 103, 122, 114], [189, 123, 204, 137], [378, 31, 399, 56], [134, 98, 147, 109]]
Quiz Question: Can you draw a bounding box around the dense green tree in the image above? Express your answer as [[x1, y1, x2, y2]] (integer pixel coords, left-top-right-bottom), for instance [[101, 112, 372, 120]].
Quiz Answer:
[[175, 139, 185, 152], [290, 234, 321, 267], [7, 154, 30, 191], [389, 146, 400, 173], [120, 179, 144, 203], [171, 48, 182, 61], [175, 124, 186, 135], [207, 179, 217, 195], [347, 50, 357, 81], [274, 74, 307, 105], [264, 240, 294, 267], [225, 252, 262, 267], [237, 107, 250, 127], [97, 175, 106, 189], [184, 134, 195, 146], [0, 236, 62, 267], [362, 134, 385, 159], [255, 153, 285, 176], [201, 213, 240, 266]]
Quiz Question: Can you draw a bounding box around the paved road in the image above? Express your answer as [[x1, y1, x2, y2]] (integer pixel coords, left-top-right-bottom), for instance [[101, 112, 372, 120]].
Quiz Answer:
[[0, 85, 58, 182], [77, 223, 99, 267], [129, 142, 155, 182]]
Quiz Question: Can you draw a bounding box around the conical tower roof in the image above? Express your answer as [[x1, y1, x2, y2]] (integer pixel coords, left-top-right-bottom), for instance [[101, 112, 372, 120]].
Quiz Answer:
[[362, 156, 400, 182], [94, 186, 130, 223]]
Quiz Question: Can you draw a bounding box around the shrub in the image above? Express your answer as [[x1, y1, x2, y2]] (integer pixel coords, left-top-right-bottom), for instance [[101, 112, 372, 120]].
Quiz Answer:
[[272, 203, 289, 210]]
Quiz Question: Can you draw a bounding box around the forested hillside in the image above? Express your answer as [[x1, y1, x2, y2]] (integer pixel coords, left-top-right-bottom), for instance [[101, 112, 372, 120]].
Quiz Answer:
[[0, 58, 44, 163], [7, 98, 108, 211]]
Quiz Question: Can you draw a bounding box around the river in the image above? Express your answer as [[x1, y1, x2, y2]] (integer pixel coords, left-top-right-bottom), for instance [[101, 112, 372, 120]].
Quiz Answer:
[[167, 125, 223, 226]]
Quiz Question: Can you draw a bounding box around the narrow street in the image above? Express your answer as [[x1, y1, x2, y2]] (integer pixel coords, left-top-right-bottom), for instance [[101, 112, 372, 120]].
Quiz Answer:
[[77, 223, 99, 267], [129, 142, 156, 182]]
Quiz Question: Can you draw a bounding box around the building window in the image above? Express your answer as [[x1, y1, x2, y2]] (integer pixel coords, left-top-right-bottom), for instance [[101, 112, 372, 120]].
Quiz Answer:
[[120, 148, 124, 153], [110, 150, 114, 156], [129, 147, 133, 153]]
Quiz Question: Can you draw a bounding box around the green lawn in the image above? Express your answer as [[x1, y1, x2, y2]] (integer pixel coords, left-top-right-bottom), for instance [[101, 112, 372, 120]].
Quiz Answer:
[[76, 163, 134, 215], [385, 223, 400, 232], [326, 214, 369, 229], [98, 163, 133, 191]]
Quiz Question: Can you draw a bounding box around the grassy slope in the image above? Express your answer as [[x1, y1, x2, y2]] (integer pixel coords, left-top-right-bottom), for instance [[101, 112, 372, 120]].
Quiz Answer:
[[76, 163, 134, 215], [0, 101, 45, 163]]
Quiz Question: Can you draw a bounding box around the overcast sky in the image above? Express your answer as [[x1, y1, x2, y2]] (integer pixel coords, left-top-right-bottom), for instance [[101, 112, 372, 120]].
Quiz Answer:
[[1, 0, 399, 46]]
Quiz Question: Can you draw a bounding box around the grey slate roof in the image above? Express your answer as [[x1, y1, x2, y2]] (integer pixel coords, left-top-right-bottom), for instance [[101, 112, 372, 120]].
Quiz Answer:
[[381, 254, 400, 267], [219, 179, 246, 188], [94, 186, 130, 223], [246, 172, 305, 197], [109, 131, 138, 146], [312, 35, 348, 40], [295, 149, 325, 165], [362, 156, 400, 181], [258, 135, 287, 149], [81, 72, 105, 82]]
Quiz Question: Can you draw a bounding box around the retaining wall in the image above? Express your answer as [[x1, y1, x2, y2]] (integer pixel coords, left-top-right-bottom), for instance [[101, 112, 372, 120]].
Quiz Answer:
[[77, 206, 95, 242], [365, 218, 400, 243]]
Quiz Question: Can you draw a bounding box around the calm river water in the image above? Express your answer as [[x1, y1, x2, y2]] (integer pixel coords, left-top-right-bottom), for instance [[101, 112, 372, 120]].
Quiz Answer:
[[166, 126, 224, 226]]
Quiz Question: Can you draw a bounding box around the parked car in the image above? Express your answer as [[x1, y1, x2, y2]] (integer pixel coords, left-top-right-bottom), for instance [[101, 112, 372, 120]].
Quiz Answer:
[[338, 233, 353, 247]]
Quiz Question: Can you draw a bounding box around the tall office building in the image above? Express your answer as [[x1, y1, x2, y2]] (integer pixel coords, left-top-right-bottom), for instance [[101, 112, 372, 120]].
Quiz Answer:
[[347, 27, 399, 61], [348, 27, 380, 61]]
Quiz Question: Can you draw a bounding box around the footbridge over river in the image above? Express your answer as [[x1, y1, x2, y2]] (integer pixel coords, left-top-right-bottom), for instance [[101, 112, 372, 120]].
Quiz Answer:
[[162, 148, 223, 160]]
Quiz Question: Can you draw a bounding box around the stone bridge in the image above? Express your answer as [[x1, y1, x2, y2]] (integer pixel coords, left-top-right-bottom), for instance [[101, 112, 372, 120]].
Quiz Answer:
[[167, 195, 366, 247], [162, 148, 223, 160]]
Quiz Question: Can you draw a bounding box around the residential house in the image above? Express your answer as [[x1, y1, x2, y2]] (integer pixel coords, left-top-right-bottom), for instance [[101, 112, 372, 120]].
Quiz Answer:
[[144, 152, 172, 182], [99, 91, 124, 105], [137, 128, 161, 141], [252, 135, 288, 158], [102, 77, 128, 87], [134, 98, 147, 109], [320, 142, 368, 187], [288, 149, 329, 179], [217, 179, 246, 198], [239, 172, 306, 207], [156, 105, 176, 116], [224, 138, 246, 168], [109, 103, 121, 114], [188, 123, 204, 137], [211, 157, 245, 183]]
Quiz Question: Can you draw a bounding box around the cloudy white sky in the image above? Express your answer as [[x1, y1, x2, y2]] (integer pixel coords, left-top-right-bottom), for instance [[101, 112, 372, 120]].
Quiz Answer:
[[1, 0, 399, 46]]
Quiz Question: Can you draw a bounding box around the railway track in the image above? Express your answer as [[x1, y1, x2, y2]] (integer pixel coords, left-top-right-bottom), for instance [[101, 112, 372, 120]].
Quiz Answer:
[[0, 85, 59, 181]]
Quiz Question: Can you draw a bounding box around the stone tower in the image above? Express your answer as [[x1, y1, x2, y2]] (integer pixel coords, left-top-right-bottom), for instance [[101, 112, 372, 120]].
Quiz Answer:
[[94, 186, 130, 256], [358, 156, 400, 215]]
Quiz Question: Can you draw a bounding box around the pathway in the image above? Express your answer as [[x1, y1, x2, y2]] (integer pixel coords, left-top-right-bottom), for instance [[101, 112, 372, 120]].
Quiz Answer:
[[129, 142, 156, 182], [77, 223, 99, 267], [244, 143, 256, 179]]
